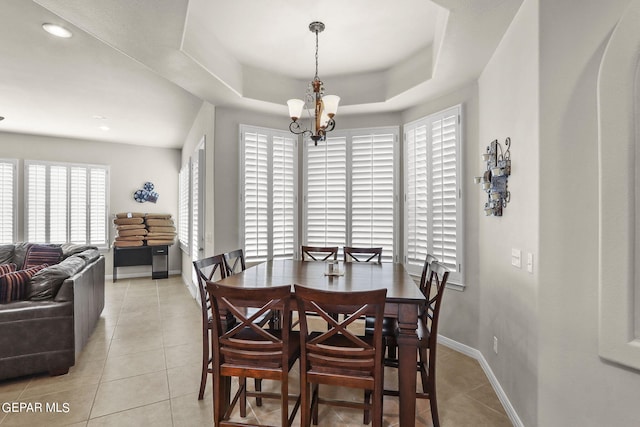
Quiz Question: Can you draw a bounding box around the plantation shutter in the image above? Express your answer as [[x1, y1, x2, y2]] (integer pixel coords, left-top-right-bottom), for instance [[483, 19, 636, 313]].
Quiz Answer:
[[191, 153, 201, 260], [69, 167, 87, 244], [25, 161, 109, 247], [243, 129, 269, 261], [430, 111, 459, 272], [178, 162, 190, 253], [241, 126, 297, 262], [272, 134, 296, 259], [351, 132, 395, 262], [0, 160, 16, 244], [404, 105, 462, 283], [305, 135, 347, 247], [89, 168, 108, 246], [405, 124, 429, 269], [26, 163, 47, 243]]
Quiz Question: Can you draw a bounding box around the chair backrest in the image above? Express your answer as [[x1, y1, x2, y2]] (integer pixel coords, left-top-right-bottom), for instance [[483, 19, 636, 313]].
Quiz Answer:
[[301, 246, 338, 261], [193, 255, 227, 323], [419, 254, 438, 296], [343, 247, 382, 263], [422, 261, 450, 349], [223, 249, 246, 276], [294, 284, 387, 378], [206, 283, 293, 368]]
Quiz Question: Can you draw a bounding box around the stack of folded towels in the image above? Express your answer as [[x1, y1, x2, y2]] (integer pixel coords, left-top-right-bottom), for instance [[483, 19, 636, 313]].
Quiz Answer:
[[113, 213, 147, 247], [144, 214, 176, 246]]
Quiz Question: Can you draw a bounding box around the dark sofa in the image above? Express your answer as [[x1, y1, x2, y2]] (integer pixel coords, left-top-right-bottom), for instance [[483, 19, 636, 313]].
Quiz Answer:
[[0, 243, 105, 380]]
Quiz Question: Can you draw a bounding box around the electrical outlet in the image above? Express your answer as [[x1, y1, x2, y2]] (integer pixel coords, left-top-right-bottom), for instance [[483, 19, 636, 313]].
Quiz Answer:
[[527, 253, 534, 273], [493, 336, 498, 354]]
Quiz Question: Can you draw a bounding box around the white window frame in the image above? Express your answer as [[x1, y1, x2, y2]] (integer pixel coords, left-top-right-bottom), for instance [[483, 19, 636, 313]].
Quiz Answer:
[[302, 126, 400, 262], [403, 105, 464, 287], [0, 159, 18, 244], [24, 160, 110, 248], [240, 125, 298, 263]]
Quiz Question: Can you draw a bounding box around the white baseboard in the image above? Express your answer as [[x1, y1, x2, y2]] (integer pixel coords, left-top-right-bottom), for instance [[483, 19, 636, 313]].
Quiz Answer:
[[437, 335, 524, 427]]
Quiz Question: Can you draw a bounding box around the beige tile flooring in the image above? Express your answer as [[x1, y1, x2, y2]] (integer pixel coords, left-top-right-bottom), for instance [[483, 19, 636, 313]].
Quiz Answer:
[[0, 276, 512, 426]]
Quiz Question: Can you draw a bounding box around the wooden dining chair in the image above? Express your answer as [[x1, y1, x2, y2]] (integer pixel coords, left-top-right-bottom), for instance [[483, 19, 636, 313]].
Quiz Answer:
[[301, 246, 338, 261], [207, 283, 300, 427], [366, 253, 438, 362], [192, 254, 229, 400], [294, 284, 387, 427], [223, 248, 246, 276], [384, 261, 450, 427], [343, 246, 382, 263]]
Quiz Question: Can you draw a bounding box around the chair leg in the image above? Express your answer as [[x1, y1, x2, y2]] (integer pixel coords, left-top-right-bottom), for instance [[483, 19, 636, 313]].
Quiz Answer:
[[281, 376, 289, 427], [429, 383, 440, 427], [312, 384, 319, 425], [255, 379, 263, 406], [198, 338, 209, 400], [373, 383, 383, 427], [300, 365, 311, 427], [239, 377, 247, 417], [213, 370, 222, 427], [363, 390, 371, 424]]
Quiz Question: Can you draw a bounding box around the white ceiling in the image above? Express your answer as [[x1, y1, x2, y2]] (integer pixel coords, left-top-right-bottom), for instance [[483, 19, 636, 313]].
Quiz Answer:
[[0, 0, 522, 149]]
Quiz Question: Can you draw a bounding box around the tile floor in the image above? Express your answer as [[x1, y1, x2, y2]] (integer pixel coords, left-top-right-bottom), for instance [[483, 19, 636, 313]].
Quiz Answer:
[[0, 276, 512, 426]]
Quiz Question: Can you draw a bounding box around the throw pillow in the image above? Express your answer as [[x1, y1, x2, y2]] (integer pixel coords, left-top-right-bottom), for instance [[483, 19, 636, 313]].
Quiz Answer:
[[0, 263, 17, 275], [0, 264, 48, 303], [22, 244, 63, 269]]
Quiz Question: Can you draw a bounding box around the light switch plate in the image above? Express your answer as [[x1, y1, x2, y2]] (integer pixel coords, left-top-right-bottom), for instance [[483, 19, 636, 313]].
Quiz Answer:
[[511, 248, 522, 268]]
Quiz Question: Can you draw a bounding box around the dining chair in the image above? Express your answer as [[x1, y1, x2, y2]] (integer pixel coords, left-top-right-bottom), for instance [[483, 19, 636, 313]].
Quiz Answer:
[[384, 261, 450, 427], [294, 284, 387, 427], [301, 245, 338, 261], [207, 283, 300, 427], [223, 248, 246, 276], [366, 253, 438, 362], [343, 246, 382, 263], [192, 254, 229, 400]]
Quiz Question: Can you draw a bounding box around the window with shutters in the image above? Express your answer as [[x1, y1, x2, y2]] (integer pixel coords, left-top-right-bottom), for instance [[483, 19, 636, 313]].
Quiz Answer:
[[303, 127, 399, 262], [178, 162, 190, 253], [404, 105, 463, 285], [0, 159, 17, 244], [25, 160, 109, 248], [240, 125, 297, 263]]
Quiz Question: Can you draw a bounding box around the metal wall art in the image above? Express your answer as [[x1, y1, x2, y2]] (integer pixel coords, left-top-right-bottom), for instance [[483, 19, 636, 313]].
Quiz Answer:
[[474, 137, 511, 216], [133, 181, 159, 203]]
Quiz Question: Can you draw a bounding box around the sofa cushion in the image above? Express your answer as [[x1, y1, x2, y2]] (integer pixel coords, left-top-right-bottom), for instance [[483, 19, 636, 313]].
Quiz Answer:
[[60, 243, 99, 259], [27, 256, 86, 301], [0, 264, 48, 303], [0, 263, 16, 275], [12, 243, 32, 270], [23, 244, 63, 269], [75, 249, 100, 263], [0, 245, 14, 265]]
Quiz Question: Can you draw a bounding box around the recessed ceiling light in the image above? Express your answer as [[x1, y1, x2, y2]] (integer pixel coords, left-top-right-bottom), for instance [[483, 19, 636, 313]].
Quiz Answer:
[[42, 23, 73, 38], [98, 125, 110, 132], [92, 115, 107, 120]]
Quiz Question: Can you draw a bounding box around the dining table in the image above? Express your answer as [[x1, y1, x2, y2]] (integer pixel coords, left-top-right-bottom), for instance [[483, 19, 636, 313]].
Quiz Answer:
[[214, 258, 426, 427]]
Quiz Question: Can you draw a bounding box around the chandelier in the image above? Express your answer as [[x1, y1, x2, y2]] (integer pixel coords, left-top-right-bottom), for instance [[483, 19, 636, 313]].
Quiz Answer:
[[287, 21, 340, 145]]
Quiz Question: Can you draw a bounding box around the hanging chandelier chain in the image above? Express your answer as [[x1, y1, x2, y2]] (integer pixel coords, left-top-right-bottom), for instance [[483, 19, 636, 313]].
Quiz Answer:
[[314, 27, 319, 80]]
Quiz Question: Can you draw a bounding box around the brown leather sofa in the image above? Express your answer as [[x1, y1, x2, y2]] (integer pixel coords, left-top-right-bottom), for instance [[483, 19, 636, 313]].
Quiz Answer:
[[0, 244, 105, 380]]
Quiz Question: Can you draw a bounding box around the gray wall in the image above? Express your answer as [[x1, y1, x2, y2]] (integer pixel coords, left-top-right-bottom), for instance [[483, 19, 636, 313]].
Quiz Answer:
[[477, 0, 539, 424], [0, 131, 182, 276], [538, 0, 640, 425]]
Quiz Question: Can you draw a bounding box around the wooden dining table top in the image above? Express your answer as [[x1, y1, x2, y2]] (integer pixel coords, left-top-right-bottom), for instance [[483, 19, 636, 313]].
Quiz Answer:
[[215, 259, 425, 304]]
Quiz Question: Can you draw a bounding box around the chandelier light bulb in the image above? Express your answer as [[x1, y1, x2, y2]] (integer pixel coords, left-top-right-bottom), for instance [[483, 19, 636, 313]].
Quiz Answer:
[[287, 99, 305, 121]]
